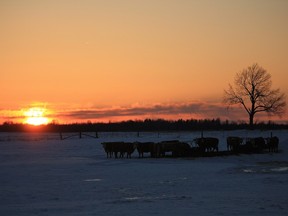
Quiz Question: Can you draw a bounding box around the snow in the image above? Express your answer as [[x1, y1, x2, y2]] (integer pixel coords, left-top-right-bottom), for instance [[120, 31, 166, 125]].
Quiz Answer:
[[0, 130, 288, 216]]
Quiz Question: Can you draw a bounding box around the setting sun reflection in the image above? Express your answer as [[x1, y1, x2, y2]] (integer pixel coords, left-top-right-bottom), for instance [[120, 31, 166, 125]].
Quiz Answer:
[[24, 107, 50, 126]]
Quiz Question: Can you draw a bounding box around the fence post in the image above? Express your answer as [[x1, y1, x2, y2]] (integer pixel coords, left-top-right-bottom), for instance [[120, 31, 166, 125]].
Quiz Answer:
[[60, 132, 63, 140]]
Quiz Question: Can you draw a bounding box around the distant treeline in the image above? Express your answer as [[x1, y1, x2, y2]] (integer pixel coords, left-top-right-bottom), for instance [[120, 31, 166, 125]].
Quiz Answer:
[[0, 119, 287, 133]]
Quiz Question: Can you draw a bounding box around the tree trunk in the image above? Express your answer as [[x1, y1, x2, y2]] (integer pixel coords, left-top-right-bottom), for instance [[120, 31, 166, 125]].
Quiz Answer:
[[249, 97, 256, 129], [249, 113, 254, 129]]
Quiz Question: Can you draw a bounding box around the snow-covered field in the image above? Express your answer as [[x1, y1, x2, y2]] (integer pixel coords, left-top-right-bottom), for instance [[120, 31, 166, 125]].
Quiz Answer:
[[0, 130, 287, 216]]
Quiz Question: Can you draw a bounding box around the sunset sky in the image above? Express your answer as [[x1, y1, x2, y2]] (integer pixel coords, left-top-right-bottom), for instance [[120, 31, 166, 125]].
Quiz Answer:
[[1, 0, 288, 124]]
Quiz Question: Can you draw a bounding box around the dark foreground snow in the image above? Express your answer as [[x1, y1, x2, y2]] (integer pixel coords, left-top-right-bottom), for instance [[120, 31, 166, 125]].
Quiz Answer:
[[0, 130, 288, 216]]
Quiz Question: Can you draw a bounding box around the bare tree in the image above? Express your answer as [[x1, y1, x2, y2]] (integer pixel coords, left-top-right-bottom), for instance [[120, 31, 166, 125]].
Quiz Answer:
[[224, 63, 286, 127]]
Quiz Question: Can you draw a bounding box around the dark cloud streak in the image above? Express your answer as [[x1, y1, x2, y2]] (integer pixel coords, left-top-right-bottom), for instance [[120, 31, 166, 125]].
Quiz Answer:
[[54, 102, 246, 122]]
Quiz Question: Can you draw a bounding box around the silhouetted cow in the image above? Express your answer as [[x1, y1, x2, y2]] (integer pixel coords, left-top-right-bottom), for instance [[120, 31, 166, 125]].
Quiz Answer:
[[151, 140, 191, 157], [122, 142, 136, 158], [194, 137, 219, 152], [101, 142, 136, 158], [136, 142, 155, 158], [158, 140, 178, 157], [173, 141, 191, 157], [227, 136, 243, 152], [265, 136, 279, 153], [102, 142, 113, 158], [239, 137, 266, 153]]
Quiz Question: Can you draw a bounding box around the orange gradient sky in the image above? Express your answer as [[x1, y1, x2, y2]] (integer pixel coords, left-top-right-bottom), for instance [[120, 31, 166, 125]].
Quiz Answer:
[[1, 0, 288, 124]]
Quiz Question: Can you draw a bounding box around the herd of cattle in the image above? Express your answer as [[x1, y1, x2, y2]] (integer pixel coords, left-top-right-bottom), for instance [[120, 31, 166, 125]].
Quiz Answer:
[[101, 136, 279, 158]]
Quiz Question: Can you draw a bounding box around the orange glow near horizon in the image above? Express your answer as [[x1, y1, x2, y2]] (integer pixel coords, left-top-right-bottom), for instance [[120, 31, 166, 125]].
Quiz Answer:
[[24, 107, 50, 126], [0, 1, 287, 124]]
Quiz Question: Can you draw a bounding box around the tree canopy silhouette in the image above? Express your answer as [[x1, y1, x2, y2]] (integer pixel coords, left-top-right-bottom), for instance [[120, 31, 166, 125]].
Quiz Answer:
[[224, 63, 286, 128]]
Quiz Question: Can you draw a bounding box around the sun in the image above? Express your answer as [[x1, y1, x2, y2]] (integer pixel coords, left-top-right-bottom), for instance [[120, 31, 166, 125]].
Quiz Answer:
[[24, 107, 49, 126]]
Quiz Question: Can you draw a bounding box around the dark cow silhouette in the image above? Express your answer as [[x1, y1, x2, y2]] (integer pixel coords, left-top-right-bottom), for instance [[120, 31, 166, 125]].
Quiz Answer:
[[122, 142, 137, 158], [151, 140, 191, 157], [239, 137, 266, 153], [158, 140, 178, 157], [174, 141, 192, 157], [194, 137, 219, 152], [101, 142, 136, 158], [102, 142, 113, 158], [135, 142, 154, 158], [227, 136, 243, 152], [265, 136, 279, 153]]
